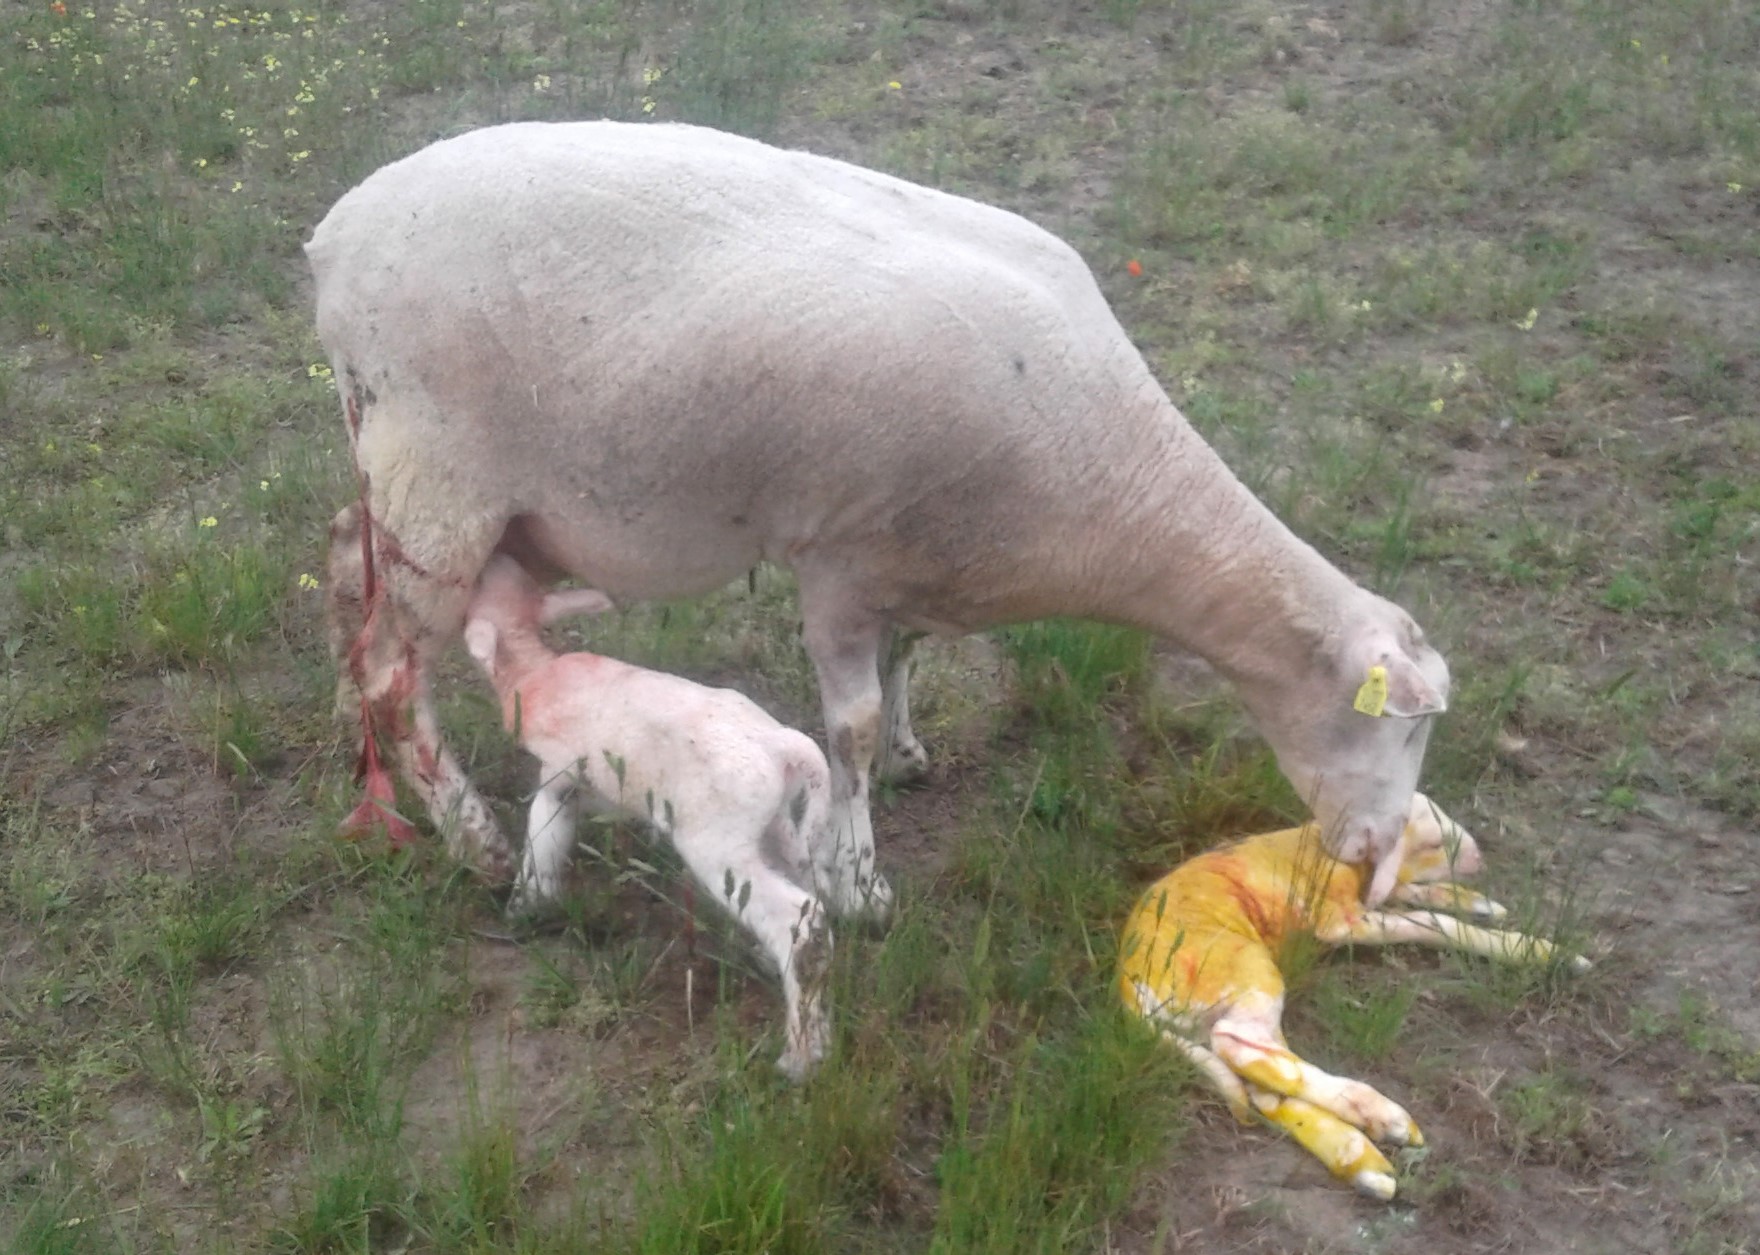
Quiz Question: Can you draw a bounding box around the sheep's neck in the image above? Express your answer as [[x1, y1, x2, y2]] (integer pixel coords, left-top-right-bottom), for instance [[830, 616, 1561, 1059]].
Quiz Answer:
[[1082, 399, 1359, 691]]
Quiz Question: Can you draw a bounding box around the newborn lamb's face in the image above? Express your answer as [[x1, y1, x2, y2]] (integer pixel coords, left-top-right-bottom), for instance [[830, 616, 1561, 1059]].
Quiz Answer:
[[1392, 795, 1483, 887]]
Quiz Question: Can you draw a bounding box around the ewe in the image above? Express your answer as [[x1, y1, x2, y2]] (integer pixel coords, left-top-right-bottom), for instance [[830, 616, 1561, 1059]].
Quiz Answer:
[[310, 120, 1448, 918]]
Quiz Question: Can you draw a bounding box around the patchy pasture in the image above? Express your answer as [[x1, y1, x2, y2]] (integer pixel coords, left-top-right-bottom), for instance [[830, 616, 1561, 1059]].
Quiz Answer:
[[2, 1, 1756, 1250]]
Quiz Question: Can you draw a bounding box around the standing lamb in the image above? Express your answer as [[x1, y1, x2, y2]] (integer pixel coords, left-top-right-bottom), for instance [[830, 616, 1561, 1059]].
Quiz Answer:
[[308, 120, 1449, 920], [463, 554, 833, 1080]]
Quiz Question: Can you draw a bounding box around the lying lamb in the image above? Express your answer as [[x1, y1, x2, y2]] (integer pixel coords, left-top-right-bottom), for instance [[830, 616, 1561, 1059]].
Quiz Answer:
[[463, 554, 834, 1081], [1118, 794, 1589, 1200]]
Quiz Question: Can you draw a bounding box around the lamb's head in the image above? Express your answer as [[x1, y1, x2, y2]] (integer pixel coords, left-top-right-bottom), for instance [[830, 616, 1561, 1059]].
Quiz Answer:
[[463, 554, 614, 684], [1248, 597, 1450, 907], [1393, 793, 1483, 886], [463, 555, 545, 682]]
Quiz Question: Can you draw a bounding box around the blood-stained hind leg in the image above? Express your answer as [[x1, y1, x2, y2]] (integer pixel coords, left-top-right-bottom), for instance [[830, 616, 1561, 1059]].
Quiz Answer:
[[325, 503, 370, 729], [323, 488, 512, 881]]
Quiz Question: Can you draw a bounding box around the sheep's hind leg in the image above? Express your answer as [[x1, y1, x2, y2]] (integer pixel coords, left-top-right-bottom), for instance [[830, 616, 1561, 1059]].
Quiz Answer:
[[876, 629, 928, 786], [324, 503, 369, 732], [360, 620, 511, 881], [799, 580, 895, 923], [333, 504, 512, 881]]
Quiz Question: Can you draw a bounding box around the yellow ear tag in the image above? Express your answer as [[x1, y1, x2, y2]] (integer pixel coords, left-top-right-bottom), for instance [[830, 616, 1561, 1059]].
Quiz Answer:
[[1353, 665, 1389, 718]]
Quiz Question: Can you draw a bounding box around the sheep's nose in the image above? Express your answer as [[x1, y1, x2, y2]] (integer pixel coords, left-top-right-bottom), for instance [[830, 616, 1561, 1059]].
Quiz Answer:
[[1364, 846, 1402, 906], [1327, 819, 1392, 867]]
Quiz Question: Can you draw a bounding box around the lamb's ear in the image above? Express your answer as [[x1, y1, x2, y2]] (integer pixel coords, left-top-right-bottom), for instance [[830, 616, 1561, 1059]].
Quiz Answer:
[[539, 588, 614, 624], [463, 619, 499, 672]]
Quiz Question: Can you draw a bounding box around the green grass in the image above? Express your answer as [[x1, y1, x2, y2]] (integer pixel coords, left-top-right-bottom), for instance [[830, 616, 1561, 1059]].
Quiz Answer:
[[1, 0, 1756, 1249]]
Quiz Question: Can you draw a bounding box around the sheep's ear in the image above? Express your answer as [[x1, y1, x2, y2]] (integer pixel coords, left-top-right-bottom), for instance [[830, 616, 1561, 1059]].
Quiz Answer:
[[1348, 638, 1448, 719], [1379, 653, 1447, 718], [540, 588, 614, 624], [463, 619, 499, 671]]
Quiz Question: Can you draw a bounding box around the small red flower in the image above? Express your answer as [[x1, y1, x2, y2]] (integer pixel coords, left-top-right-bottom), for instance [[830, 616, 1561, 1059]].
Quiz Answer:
[[50, 1, 68, 15], [1126, 259, 1143, 278]]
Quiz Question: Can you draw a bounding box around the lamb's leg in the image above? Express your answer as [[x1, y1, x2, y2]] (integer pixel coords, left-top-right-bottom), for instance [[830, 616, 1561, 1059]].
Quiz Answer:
[[1210, 994, 1422, 1147], [1385, 880, 1508, 922], [1332, 909, 1591, 973], [674, 826, 834, 1082], [876, 628, 928, 786], [1129, 981, 1399, 1198], [769, 737, 833, 885], [798, 580, 894, 922], [1248, 1090, 1399, 1200], [1126, 981, 1257, 1124], [510, 772, 579, 915]]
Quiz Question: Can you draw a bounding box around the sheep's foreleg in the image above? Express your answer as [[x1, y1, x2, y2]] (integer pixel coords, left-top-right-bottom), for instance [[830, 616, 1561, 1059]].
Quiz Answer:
[[1385, 880, 1507, 921], [799, 585, 894, 922]]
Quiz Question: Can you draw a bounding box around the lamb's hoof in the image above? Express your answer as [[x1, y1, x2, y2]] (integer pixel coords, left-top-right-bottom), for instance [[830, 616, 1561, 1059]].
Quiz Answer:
[[1371, 1110, 1422, 1148], [844, 873, 895, 930], [504, 873, 567, 923], [776, 1034, 827, 1084], [1353, 1168, 1398, 1202], [815, 866, 895, 925]]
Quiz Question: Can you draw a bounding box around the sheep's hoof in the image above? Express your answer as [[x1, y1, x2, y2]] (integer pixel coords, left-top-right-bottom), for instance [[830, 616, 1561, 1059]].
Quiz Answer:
[[876, 737, 929, 787], [474, 843, 516, 885], [443, 799, 516, 885]]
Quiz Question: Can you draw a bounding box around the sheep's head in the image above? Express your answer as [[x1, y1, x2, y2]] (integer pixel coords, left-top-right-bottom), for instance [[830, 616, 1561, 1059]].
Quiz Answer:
[[1251, 598, 1450, 906]]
